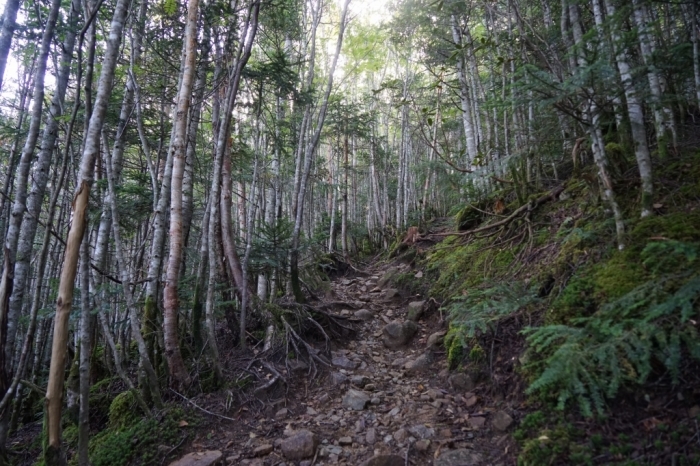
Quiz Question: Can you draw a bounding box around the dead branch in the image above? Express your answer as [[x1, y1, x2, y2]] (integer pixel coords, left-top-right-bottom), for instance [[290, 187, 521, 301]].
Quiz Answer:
[[170, 389, 237, 422], [432, 185, 565, 238]]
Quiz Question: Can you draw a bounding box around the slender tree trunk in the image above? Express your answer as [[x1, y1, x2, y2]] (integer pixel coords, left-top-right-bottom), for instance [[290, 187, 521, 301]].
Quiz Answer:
[[341, 129, 348, 257], [163, 0, 200, 388], [0, 0, 21, 91], [290, 0, 350, 302], [0, 0, 62, 394], [44, 0, 130, 459], [6, 0, 81, 381], [77, 236, 92, 466], [568, 1, 625, 249], [451, 14, 479, 164], [602, 0, 654, 217], [693, 1, 700, 108]]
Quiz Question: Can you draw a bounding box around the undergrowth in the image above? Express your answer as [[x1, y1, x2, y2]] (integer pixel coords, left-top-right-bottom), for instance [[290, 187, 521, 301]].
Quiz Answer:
[[525, 240, 700, 416]]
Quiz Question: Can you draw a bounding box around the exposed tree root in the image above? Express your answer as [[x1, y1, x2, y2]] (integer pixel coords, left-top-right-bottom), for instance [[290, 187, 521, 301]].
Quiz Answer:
[[431, 185, 565, 238]]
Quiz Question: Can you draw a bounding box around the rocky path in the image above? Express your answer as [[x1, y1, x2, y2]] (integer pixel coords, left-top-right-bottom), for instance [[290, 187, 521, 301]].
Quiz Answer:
[[171, 261, 515, 466]]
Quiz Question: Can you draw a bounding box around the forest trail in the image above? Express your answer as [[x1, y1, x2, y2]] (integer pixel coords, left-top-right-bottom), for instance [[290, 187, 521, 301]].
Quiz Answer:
[[172, 256, 515, 466]]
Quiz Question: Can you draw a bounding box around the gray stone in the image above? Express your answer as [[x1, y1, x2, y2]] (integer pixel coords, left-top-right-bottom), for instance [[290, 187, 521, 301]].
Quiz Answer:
[[338, 436, 353, 446], [332, 355, 359, 370], [415, 439, 430, 451], [342, 388, 370, 410], [426, 331, 446, 348], [253, 444, 273, 456], [407, 301, 426, 321], [331, 372, 349, 386], [381, 288, 400, 301], [392, 428, 407, 442], [435, 449, 483, 466], [366, 427, 377, 444], [355, 309, 374, 320], [382, 320, 419, 349], [168, 451, 222, 466], [492, 410, 513, 432], [449, 373, 475, 391], [275, 408, 288, 419], [288, 359, 308, 372], [360, 455, 405, 466], [280, 430, 318, 460], [408, 424, 435, 439], [351, 375, 370, 387], [404, 353, 432, 373], [377, 267, 398, 288]]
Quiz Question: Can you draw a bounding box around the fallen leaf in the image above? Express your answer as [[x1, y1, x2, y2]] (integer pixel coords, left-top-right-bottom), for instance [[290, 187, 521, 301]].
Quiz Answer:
[[653, 203, 663, 209], [178, 420, 189, 427]]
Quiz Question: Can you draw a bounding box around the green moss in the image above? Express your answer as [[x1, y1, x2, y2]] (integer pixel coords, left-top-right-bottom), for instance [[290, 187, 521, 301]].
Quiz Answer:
[[454, 204, 484, 231], [108, 390, 143, 429], [628, 212, 700, 250], [468, 343, 485, 363], [89, 407, 188, 466], [444, 325, 465, 370], [592, 254, 646, 302], [547, 272, 596, 324]]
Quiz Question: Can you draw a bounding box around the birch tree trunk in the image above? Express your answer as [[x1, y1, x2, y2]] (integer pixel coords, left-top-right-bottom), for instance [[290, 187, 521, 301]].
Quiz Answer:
[[568, 1, 625, 249], [450, 14, 479, 164], [163, 0, 200, 388], [290, 0, 351, 302], [0, 0, 21, 91], [0, 0, 62, 390], [6, 0, 81, 375], [44, 0, 130, 459], [602, 0, 654, 217], [632, 0, 675, 150]]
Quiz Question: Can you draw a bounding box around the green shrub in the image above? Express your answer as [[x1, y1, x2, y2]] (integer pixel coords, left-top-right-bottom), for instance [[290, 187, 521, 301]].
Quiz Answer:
[[446, 282, 539, 339], [443, 282, 538, 369], [524, 247, 700, 416]]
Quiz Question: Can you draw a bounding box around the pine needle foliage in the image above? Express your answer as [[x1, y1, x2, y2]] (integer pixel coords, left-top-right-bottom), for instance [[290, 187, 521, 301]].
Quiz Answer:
[[524, 241, 700, 417]]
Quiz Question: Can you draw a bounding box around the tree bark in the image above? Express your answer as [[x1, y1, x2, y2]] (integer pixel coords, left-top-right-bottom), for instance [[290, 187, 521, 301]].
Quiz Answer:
[[163, 0, 200, 388], [44, 0, 130, 458]]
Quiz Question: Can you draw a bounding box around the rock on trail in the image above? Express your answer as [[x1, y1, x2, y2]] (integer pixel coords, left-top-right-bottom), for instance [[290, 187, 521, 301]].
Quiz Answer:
[[170, 261, 511, 465]]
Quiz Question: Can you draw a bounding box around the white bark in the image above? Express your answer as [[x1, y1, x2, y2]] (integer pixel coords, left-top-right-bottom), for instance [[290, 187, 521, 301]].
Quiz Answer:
[[603, 0, 654, 217]]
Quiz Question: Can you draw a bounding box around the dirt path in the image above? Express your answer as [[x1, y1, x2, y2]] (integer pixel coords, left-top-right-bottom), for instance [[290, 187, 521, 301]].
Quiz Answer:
[[173, 261, 514, 466]]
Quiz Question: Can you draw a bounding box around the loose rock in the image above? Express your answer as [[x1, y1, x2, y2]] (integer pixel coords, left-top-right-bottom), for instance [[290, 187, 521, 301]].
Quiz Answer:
[[381, 288, 400, 301], [167, 451, 222, 466], [382, 320, 418, 349], [426, 331, 446, 348], [360, 454, 405, 466], [331, 372, 349, 386], [253, 444, 273, 456], [351, 375, 370, 388], [355, 309, 374, 320], [332, 355, 359, 370], [435, 449, 483, 466], [449, 373, 475, 391], [404, 353, 432, 373], [343, 388, 370, 410], [280, 430, 318, 460], [492, 410, 513, 432], [407, 301, 425, 321]]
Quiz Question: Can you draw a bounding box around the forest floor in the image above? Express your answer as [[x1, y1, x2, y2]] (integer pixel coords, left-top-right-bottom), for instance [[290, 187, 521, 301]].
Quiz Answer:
[[166, 249, 515, 466]]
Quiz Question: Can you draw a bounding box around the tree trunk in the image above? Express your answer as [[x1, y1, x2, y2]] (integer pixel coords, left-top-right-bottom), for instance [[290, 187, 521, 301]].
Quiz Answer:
[[163, 0, 200, 389], [0, 0, 62, 395], [0, 0, 21, 91], [291, 0, 350, 303], [602, 0, 654, 217], [44, 0, 130, 459]]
